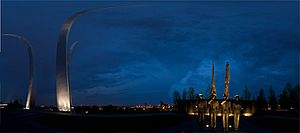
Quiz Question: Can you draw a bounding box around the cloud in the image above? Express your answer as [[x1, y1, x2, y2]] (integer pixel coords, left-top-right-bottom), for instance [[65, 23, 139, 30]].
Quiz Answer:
[[71, 59, 173, 105], [1, 1, 299, 105]]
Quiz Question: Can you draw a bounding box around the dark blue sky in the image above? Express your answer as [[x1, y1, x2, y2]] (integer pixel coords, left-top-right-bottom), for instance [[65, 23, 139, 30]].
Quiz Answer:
[[1, 1, 299, 106]]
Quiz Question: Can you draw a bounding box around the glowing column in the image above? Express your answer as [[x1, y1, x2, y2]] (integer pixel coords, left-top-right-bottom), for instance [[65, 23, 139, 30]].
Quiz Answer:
[[55, 6, 141, 111], [2, 34, 36, 109], [56, 8, 99, 112]]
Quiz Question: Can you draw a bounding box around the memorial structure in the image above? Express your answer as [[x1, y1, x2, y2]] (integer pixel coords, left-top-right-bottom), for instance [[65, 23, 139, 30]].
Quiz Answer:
[[2, 34, 36, 109]]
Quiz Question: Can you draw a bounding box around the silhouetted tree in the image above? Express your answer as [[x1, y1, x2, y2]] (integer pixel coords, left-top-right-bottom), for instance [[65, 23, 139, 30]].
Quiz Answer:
[[160, 101, 164, 105], [256, 88, 267, 110], [173, 90, 181, 104], [268, 86, 277, 110], [243, 85, 251, 101], [187, 87, 195, 100], [285, 82, 293, 109], [279, 86, 288, 110], [293, 85, 299, 110], [7, 99, 23, 109], [182, 89, 187, 100], [289, 84, 299, 110], [279, 83, 299, 110]]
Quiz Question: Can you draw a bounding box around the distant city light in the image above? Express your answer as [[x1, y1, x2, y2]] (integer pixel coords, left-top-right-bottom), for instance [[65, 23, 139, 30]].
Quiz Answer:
[[229, 125, 232, 128], [206, 124, 209, 128], [0, 103, 8, 109]]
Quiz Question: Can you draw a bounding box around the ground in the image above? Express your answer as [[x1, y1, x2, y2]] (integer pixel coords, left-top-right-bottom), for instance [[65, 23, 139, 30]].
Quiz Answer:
[[0, 109, 299, 132]]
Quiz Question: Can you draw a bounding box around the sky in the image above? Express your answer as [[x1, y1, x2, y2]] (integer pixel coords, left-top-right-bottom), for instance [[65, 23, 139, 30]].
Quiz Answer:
[[1, 1, 300, 106]]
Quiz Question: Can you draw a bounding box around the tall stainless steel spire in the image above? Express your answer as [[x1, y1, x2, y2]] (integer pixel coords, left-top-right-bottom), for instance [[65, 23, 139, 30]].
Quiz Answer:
[[2, 34, 36, 109], [55, 6, 148, 111], [56, 7, 106, 112], [224, 62, 230, 98]]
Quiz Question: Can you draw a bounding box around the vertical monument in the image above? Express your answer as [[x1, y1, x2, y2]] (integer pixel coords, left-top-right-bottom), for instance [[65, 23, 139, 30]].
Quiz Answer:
[[55, 6, 147, 111], [224, 62, 230, 98], [221, 62, 231, 131], [56, 8, 100, 112], [208, 63, 219, 129], [2, 34, 36, 109]]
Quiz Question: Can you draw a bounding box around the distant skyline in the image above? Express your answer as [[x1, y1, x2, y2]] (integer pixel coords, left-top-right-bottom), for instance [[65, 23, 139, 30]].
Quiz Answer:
[[1, 1, 299, 105]]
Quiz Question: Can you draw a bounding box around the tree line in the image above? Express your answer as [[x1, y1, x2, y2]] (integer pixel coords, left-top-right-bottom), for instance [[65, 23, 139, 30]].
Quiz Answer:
[[173, 82, 299, 111], [256, 83, 299, 111]]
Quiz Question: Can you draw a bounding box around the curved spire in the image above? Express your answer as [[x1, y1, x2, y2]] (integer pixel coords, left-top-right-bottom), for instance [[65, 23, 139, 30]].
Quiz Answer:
[[68, 41, 78, 65], [56, 8, 95, 112], [2, 33, 36, 109], [55, 5, 146, 111], [56, 7, 114, 112]]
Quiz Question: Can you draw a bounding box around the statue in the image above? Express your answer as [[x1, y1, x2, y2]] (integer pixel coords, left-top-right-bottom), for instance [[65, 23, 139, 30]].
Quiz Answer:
[[221, 62, 231, 131], [221, 95, 231, 131], [197, 93, 207, 128], [208, 63, 219, 129], [208, 94, 219, 129], [233, 95, 242, 131]]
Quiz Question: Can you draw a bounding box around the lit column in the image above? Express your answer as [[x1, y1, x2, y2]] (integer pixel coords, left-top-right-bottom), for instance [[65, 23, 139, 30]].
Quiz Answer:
[[56, 6, 144, 111], [2, 34, 36, 109], [56, 8, 99, 112]]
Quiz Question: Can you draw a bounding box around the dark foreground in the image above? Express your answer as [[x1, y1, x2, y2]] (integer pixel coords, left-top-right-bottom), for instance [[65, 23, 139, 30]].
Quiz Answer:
[[1, 109, 299, 132], [0, 109, 189, 132]]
